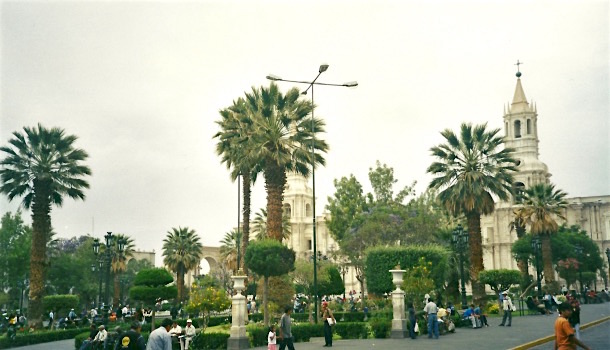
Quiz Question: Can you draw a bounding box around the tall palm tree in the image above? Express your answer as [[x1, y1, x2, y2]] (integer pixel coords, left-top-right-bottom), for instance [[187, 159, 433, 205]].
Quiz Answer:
[[509, 208, 530, 284], [245, 83, 328, 241], [162, 227, 203, 302], [519, 183, 568, 283], [214, 97, 261, 271], [219, 229, 242, 273], [427, 123, 517, 304], [0, 124, 91, 326], [251, 208, 291, 241], [110, 234, 135, 306]]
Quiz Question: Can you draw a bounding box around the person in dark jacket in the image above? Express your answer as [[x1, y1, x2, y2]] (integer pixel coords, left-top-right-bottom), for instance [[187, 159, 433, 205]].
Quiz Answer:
[[118, 321, 146, 350]]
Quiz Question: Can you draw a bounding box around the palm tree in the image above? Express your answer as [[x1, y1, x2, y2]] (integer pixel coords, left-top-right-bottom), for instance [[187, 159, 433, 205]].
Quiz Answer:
[[219, 229, 242, 273], [251, 208, 291, 241], [162, 227, 203, 302], [110, 234, 135, 306], [519, 183, 568, 283], [509, 208, 530, 284], [245, 83, 328, 241], [214, 97, 261, 271], [427, 123, 517, 304], [0, 124, 91, 326]]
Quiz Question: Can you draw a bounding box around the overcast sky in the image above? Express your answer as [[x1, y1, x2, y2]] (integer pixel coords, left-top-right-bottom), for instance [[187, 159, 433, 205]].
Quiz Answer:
[[1, 1, 608, 268]]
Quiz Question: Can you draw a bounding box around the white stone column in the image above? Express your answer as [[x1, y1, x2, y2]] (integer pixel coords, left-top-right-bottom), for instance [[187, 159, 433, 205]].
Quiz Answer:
[[227, 273, 249, 350], [389, 268, 407, 339]]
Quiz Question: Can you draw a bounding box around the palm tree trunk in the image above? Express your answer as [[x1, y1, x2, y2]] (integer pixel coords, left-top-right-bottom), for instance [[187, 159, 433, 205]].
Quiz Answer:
[[178, 265, 185, 302], [264, 163, 286, 241], [540, 234, 555, 283], [241, 176, 251, 271], [263, 275, 269, 327], [28, 179, 52, 328], [466, 212, 486, 306], [113, 273, 120, 306]]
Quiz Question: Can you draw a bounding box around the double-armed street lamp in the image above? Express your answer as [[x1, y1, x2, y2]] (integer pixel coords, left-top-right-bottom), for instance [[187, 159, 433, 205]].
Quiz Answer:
[[531, 237, 543, 300], [452, 224, 469, 309], [606, 248, 610, 289], [267, 64, 357, 323], [93, 232, 126, 321]]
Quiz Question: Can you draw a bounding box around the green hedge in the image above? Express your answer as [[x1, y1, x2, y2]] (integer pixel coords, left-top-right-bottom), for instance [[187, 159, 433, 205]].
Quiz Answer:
[[369, 318, 391, 338], [365, 245, 449, 295], [0, 327, 89, 349], [192, 333, 230, 349], [334, 322, 368, 339]]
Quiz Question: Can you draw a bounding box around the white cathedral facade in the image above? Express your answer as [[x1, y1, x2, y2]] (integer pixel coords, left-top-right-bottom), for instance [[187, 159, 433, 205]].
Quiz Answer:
[[281, 72, 610, 293]]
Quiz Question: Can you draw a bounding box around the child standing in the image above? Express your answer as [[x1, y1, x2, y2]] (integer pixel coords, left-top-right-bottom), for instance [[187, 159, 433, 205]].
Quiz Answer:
[[268, 325, 277, 350]]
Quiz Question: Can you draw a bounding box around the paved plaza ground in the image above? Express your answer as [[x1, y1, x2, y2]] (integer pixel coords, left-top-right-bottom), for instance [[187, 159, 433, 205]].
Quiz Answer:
[[10, 304, 609, 350]]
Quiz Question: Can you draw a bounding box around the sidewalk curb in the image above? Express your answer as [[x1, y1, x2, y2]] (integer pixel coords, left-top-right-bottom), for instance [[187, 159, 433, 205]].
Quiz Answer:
[[508, 315, 610, 350]]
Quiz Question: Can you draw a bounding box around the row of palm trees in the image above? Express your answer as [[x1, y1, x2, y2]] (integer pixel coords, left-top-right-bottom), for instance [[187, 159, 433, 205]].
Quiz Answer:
[[214, 83, 328, 270]]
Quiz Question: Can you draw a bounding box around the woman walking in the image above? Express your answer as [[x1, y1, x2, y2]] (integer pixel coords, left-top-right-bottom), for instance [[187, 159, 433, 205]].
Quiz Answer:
[[321, 302, 336, 347]]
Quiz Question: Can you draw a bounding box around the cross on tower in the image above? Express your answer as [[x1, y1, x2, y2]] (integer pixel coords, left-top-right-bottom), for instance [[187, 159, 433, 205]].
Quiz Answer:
[[515, 60, 523, 73]]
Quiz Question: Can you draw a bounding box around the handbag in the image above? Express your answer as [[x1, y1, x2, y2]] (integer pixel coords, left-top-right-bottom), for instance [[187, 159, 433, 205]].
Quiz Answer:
[[327, 318, 334, 325], [414, 322, 419, 333]]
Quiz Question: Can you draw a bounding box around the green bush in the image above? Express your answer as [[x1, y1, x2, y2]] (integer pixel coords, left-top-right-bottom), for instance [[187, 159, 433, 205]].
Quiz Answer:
[[333, 322, 368, 339], [192, 332, 229, 349], [369, 318, 391, 338], [0, 327, 89, 349], [365, 245, 449, 295], [247, 323, 323, 347], [334, 312, 367, 322]]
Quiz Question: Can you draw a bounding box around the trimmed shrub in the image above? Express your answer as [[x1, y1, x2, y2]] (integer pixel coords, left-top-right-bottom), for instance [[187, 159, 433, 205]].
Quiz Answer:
[[365, 245, 448, 295], [333, 322, 368, 339], [192, 332, 229, 349], [0, 327, 88, 349], [369, 318, 391, 338]]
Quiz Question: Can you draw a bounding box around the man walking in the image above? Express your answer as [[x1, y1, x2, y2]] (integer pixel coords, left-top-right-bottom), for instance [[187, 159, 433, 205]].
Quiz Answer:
[[279, 306, 295, 350], [499, 291, 515, 327], [146, 318, 173, 350], [423, 297, 439, 339], [554, 303, 590, 350]]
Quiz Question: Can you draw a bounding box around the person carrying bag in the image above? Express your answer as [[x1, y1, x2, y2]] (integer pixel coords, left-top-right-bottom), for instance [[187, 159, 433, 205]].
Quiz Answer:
[[321, 302, 336, 347]]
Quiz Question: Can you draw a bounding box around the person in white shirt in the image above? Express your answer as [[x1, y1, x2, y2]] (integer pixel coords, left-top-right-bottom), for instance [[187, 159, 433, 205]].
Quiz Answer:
[[268, 324, 277, 350], [183, 319, 196, 350], [90, 308, 98, 320], [169, 321, 183, 350], [499, 291, 515, 326], [92, 325, 107, 347]]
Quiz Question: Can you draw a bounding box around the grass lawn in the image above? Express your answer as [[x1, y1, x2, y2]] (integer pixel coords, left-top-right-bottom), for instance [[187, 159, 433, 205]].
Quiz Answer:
[[205, 324, 231, 334]]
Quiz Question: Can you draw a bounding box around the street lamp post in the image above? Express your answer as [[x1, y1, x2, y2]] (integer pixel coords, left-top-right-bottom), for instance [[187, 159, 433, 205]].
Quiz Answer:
[[531, 237, 543, 300], [452, 224, 469, 309], [93, 232, 125, 323], [267, 65, 357, 323], [605, 248, 610, 289], [574, 245, 584, 303]]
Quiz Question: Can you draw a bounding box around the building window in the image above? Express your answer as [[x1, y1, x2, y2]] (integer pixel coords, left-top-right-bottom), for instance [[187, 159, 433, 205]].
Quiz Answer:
[[526, 119, 531, 134], [305, 203, 312, 217], [514, 120, 521, 138], [505, 122, 509, 136], [307, 239, 312, 251], [283, 204, 291, 217], [514, 182, 525, 203]]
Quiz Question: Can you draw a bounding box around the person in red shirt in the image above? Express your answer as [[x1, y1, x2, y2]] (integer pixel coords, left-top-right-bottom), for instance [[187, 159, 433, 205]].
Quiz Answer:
[[554, 303, 590, 350]]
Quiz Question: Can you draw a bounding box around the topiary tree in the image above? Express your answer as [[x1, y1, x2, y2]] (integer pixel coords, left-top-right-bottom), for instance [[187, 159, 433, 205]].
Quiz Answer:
[[42, 294, 79, 327], [129, 268, 177, 331], [245, 239, 295, 326], [478, 269, 521, 298]]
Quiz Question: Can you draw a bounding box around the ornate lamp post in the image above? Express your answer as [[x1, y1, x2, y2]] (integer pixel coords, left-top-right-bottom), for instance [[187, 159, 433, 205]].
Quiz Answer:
[[267, 66, 357, 323], [452, 224, 469, 309], [574, 245, 585, 303], [93, 232, 124, 322], [531, 237, 543, 300], [605, 248, 610, 289]]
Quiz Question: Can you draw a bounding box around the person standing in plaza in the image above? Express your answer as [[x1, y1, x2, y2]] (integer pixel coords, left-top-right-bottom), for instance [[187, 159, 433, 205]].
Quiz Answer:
[[554, 303, 590, 350], [278, 306, 295, 350], [499, 291, 514, 327], [118, 321, 146, 350], [567, 295, 581, 339], [146, 318, 172, 350], [321, 302, 336, 347], [423, 297, 439, 339], [267, 324, 277, 350], [183, 319, 196, 350], [407, 301, 417, 339]]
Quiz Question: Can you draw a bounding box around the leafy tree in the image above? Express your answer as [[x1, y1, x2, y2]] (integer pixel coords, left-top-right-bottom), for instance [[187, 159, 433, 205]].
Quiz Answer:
[[251, 208, 291, 241], [291, 260, 337, 322], [478, 269, 521, 296], [556, 258, 579, 290], [368, 161, 414, 205], [214, 97, 261, 271], [257, 275, 295, 318], [427, 123, 517, 304], [0, 211, 31, 298], [245, 239, 295, 326], [129, 268, 177, 331], [162, 227, 203, 302], [401, 257, 435, 305], [42, 294, 79, 318], [517, 183, 568, 283], [318, 265, 344, 297], [244, 83, 326, 241], [186, 282, 231, 330], [0, 124, 91, 326], [325, 175, 368, 242]]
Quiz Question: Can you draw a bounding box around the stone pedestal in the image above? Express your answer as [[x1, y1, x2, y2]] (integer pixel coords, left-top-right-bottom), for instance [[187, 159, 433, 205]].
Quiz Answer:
[[227, 274, 249, 350], [389, 269, 407, 339]]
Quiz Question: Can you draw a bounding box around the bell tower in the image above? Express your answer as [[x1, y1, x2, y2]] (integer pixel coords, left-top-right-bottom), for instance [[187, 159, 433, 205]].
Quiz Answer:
[[502, 63, 551, 196]]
